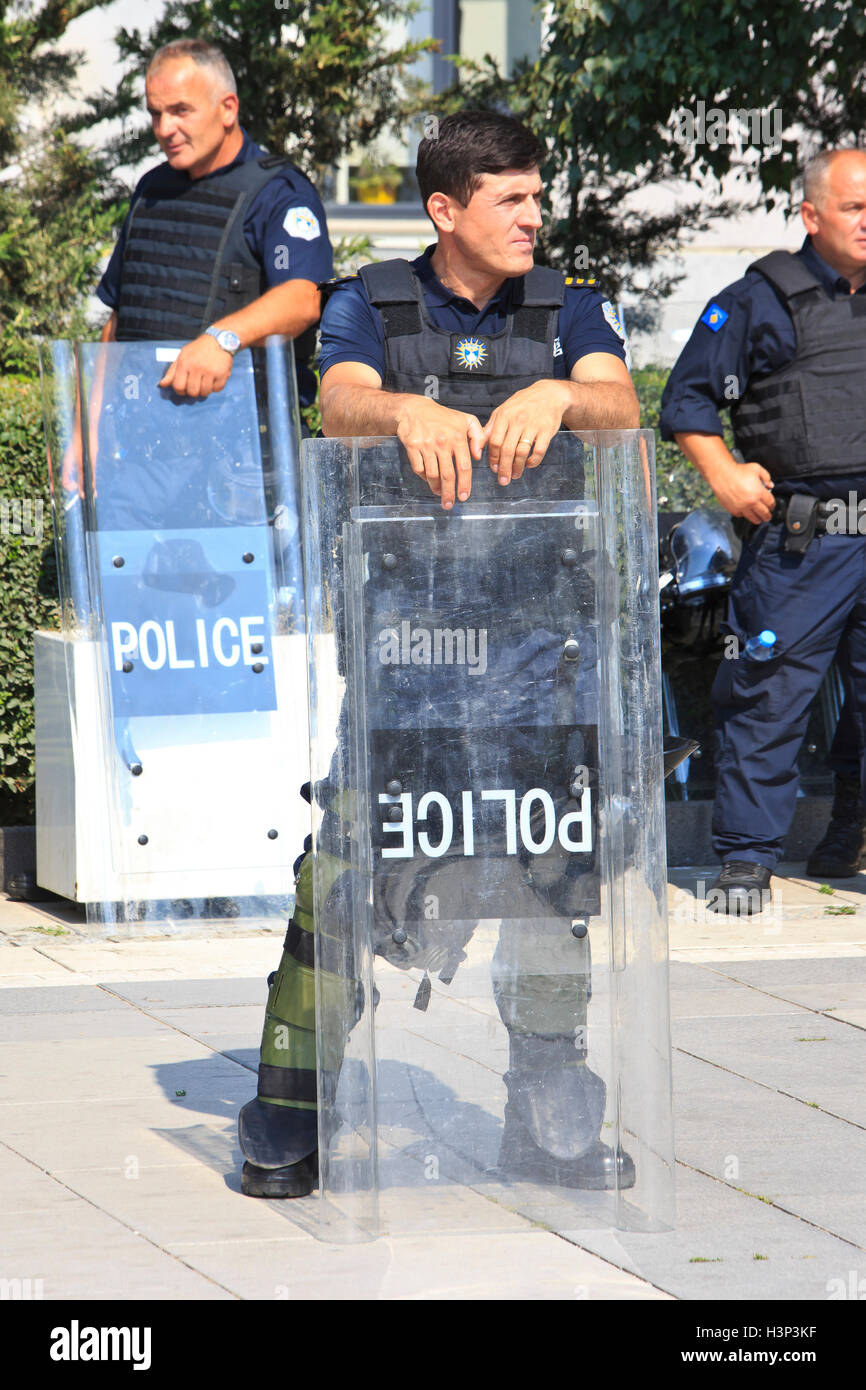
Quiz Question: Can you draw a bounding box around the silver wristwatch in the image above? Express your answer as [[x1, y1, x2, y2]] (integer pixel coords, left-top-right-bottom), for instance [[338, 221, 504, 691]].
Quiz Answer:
[[204, 325, 242, 355]]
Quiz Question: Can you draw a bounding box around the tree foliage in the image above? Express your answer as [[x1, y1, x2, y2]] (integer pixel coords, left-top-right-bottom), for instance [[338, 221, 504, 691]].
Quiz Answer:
[[437, 0, 866, 313], [0, 1, 124, 372], [78, 0, 438, 177]]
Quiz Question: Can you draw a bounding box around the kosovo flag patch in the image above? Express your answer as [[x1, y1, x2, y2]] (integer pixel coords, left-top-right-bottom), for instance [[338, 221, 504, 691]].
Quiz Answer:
[[700, 303, 729, 332]]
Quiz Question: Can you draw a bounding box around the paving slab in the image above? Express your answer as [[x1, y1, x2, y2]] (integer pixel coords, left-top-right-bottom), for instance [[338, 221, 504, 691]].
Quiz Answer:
[[673, 1011, 866, 1126], [672, 1050, 866, 1245], [569, 1164, 862, 1302], [0, 1148, 233, 1301], [103, 978, 268, 1009], [165, 1227, 669, 1301], [2, 877, 866, 1300]]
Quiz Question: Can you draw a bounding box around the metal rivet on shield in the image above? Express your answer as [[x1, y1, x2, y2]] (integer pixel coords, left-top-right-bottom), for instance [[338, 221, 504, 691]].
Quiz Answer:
[[252, 662, 264, 673], [382, 553, 398, 571], [386, 804, 403, 822], [267, 829, 278, 840], [242, 552, 254, 564], [560, 548, 578, 567], [386, 779, 402, 796], [138, 834, 148, 846], [122, 660, 134, 673], [112, 556, 125, 568], [571, 919, 588, 939], [563, 638, 580, 662], [130, 763, 143, 777], [392, 927, 408, 945], [251, 642, 263, 654]]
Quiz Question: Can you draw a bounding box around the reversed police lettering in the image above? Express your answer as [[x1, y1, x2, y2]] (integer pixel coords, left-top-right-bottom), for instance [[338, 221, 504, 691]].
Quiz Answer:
[[111, 615, 268, 671], [379, 786, 593, 859]]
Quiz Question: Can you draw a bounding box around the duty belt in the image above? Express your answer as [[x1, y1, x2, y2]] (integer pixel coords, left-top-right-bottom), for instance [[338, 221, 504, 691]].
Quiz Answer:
[[771, 494, 835, 554]]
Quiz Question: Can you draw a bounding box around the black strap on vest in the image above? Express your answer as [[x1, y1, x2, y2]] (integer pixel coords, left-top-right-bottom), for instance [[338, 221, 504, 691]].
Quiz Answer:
[[360, 259, 424, 337], [748, 251, 827, 302]]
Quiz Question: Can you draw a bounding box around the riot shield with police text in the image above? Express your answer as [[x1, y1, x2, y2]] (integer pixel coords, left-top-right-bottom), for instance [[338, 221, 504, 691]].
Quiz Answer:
[[37, 338, 309, 934], [304, 431, 674, 1240]]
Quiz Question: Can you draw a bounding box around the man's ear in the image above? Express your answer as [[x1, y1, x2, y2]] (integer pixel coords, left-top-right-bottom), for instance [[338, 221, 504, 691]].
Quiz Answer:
[[427, 191, 458, 234], [801, 199, 819, 237], [220, 92, 240, 130]]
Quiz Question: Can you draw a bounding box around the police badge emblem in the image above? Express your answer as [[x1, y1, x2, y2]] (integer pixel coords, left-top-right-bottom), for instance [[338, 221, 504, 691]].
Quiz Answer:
[[451, 336, 491, 372]]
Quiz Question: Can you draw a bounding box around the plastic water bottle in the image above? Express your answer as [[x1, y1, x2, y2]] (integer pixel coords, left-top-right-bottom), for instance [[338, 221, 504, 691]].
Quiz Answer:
[[743, 629, 777, 661]]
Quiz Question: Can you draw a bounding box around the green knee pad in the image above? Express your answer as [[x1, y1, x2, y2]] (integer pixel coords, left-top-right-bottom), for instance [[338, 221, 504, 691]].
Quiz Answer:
[[256, 849, 357, 1109]]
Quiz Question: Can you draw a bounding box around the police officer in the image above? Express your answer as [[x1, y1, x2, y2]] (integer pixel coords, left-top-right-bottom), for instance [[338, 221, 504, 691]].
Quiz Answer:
[[660, 148, 866, 913], [238, 109, 639, 1198], [96, 38, 331, 406]]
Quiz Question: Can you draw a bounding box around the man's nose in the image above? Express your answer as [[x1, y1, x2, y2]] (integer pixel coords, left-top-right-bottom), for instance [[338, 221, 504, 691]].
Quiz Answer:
[[520, 199, 543, 229], [153, 112, 176, 139]]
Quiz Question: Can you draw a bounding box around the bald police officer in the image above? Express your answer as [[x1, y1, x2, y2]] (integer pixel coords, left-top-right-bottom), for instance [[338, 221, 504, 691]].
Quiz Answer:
[[97, 38, 331, 405], [661, 149, 866, 912]]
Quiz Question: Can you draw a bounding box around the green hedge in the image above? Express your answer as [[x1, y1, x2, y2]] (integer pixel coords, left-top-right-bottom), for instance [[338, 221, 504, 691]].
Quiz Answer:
[[0, 376, 60, 824], [632, 365, 717, 513], [0, 362, 713, 826]]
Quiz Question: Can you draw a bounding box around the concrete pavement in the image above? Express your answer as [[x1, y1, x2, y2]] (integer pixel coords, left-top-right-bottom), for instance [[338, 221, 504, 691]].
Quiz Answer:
[[1, 864, 864, 1301]]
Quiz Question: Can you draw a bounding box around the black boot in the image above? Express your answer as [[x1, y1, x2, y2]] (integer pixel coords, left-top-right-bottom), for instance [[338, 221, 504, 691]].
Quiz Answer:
[[238, 1099, 318, 1199], [500, 1101, 635, 1189], [498, 1034, 636, 1189], [241, 1153, 318, 1198], [706, 861, 771, 915], [807, 775, 866, 878]]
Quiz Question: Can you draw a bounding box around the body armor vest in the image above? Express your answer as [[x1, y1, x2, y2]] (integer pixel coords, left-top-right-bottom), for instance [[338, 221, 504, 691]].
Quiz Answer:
[[731, 251, 866, 479], [357, 259, 564, 422], [115, 154, 315, 359]]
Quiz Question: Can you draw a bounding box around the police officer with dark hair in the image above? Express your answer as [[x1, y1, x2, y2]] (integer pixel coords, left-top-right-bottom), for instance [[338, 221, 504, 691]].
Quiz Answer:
[[238, 107, 639, 1198], [96, 37, 331, 405], [660, 148, 866, 913]]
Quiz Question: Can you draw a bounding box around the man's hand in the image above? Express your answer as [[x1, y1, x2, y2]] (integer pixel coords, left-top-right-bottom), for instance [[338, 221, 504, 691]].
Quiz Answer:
[[674, 432, 775, 524], [159, 334, 234, 398], [396, 396, 486, 508], [482, 380, 570, 485], [706, 459, 776, 523]]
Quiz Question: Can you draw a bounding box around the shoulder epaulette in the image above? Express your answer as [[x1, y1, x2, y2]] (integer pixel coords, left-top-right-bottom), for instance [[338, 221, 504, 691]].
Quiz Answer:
[[565, 276, 597, 287]]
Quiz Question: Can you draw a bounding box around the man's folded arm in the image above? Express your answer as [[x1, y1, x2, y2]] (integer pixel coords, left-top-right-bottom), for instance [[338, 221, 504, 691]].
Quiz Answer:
[[321, 361, 405, 436], [561, 352, 640, 429]]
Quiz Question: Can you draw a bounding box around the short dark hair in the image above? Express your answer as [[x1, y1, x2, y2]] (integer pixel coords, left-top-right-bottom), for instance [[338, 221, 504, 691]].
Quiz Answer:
[[416, 110, 544, 211]]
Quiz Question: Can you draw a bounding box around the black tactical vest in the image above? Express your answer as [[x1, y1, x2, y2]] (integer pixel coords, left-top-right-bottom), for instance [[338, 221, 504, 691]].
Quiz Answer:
[[357, 259, 564, 422], [115, 154, 315, 355], [731, 251, 866, 479]]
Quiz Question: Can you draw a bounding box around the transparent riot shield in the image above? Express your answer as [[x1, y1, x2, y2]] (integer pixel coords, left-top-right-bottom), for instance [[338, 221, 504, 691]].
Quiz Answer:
[[304, 432, 674, 1240], [37, 338, 308, 934]]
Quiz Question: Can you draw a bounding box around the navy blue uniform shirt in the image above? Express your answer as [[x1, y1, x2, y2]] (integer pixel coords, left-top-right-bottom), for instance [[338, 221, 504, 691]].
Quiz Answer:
[[318, 247, 629, 380], [660, 236, 866, 498], [98, 130, 333, 406]]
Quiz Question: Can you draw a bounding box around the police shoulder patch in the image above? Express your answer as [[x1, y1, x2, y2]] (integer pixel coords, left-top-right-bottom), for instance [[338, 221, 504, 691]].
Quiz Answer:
[[700, 302, 729, 332], [283, 205, 321, 240], [601, 299, 626, 341]]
